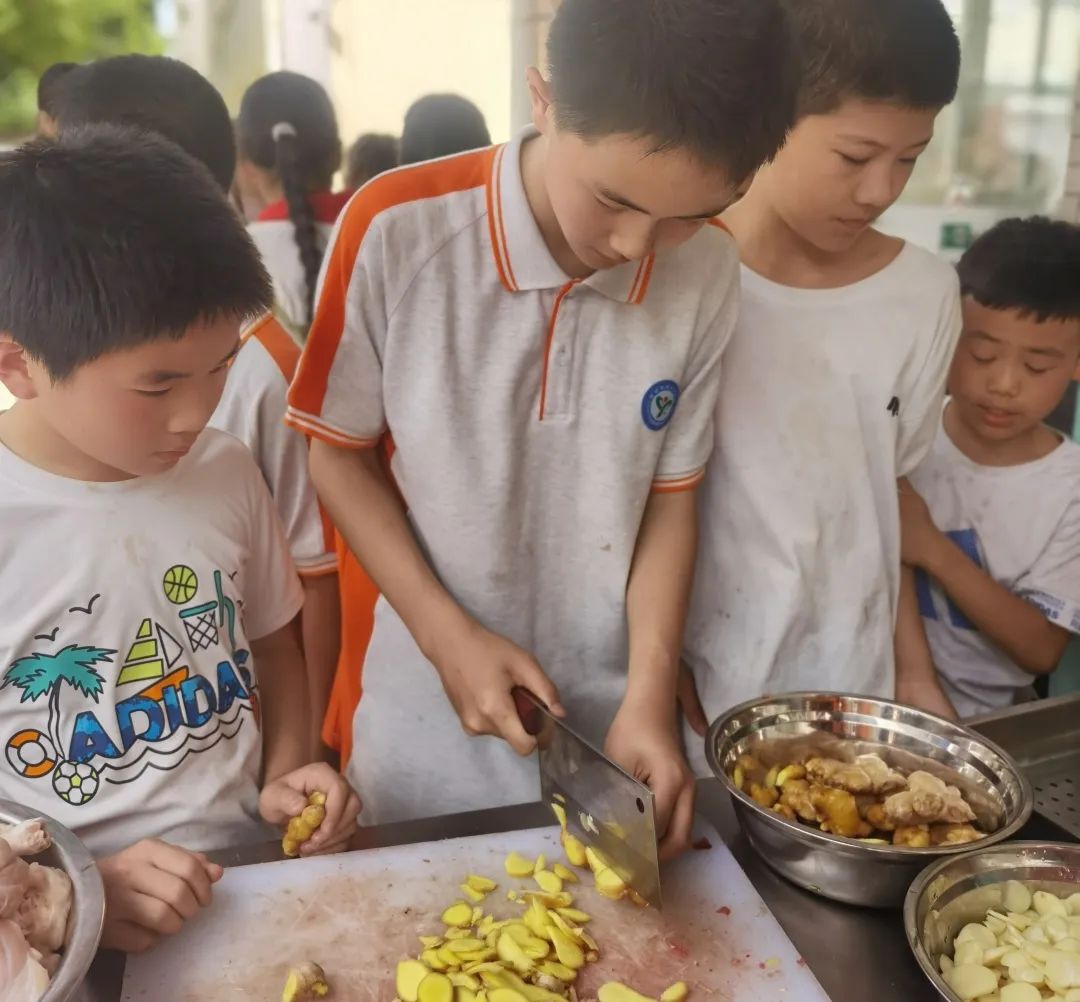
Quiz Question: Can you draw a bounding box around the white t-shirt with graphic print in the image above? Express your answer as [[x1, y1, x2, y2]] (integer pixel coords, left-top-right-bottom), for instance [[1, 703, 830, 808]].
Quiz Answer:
[[0, 429, 303, 856], [909, 410, 1080, 718]]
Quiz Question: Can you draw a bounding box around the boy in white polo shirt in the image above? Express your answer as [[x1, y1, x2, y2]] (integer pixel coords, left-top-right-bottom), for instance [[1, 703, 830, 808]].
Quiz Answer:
[[288, 0, 799, 850], [683, 0, 964, 752], [901, 218, 1080, 718]]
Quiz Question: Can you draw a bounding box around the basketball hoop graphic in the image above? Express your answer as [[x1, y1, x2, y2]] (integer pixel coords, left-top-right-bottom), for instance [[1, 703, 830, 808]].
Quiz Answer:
[[179, 601, 219, 652]]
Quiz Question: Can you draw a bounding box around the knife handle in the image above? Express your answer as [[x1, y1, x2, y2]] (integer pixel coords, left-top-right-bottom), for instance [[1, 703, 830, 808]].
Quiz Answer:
[[512, 687, 543, 737]]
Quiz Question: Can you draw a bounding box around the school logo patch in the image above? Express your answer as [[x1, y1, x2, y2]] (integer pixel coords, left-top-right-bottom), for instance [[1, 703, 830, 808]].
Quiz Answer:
[[641, 380, 680, 431]]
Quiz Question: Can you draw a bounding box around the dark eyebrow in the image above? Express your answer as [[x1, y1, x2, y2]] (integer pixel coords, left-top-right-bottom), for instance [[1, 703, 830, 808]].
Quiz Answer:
[[597, 186, 727, 222], [836, 134, 933, 152], [139, 340, 241, 384]]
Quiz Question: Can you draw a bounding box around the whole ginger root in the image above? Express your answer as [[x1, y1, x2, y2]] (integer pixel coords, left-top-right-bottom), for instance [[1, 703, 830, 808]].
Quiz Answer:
[[809, 786, 872, 838], [883, 771, 975, 826], [282, 793, 328, 858]]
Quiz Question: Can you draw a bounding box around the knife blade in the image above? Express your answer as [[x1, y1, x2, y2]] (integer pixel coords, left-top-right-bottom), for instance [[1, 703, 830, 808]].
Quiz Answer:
[[514, 688, 662, 909]]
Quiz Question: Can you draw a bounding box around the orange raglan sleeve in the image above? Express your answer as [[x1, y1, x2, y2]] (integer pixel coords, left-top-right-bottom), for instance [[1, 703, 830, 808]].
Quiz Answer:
[[286, 191, 390, 450]]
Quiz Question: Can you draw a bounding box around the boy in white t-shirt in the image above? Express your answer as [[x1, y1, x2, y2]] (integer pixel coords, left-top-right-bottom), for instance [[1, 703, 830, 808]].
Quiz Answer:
[[53, 55, 342, 757], [0, 127, 360, 953], [901, 217, 1080, 718], [682, 0, 964, 751]]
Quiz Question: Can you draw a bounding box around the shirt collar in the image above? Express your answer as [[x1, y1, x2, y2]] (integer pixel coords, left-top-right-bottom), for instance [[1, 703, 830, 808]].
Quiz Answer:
[[485, 127, 655, 305], [256, 189, 353, 224]]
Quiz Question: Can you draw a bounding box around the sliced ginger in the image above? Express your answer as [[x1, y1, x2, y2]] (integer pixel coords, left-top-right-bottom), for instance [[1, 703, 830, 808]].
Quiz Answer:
[[418, 973, 455, 1002], [599, 984, 657, 1002], [443, 902, 475, 928], [505, 852, 536, 878], [660, 983, 689, 1002], [281, 961, 329, 1002]]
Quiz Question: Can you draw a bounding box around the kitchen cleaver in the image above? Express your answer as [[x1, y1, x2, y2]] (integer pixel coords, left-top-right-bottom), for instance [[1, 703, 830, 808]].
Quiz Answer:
[[514, 687, 662, 908]]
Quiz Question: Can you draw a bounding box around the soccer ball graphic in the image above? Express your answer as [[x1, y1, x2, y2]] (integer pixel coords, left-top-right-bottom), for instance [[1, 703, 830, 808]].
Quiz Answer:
[[5, 729, 57, 780], [52, 761, 100, 806]]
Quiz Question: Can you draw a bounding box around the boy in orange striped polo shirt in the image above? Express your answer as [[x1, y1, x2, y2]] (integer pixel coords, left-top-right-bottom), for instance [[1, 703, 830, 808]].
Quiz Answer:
[[289, 0, 799, 851]]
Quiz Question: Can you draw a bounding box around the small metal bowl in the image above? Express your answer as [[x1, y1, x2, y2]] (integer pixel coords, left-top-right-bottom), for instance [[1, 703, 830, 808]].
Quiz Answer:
[[905, 841, 1080, 1002], [705, 692, 1033, 908], [1, 799, 105, 1002]]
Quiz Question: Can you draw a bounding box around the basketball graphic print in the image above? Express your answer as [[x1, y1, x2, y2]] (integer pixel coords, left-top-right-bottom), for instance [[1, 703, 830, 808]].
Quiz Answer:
[[162, 565, 198, 604]]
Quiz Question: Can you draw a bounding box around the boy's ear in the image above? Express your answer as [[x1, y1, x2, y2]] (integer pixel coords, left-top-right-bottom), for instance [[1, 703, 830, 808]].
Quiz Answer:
[[525, 66, 555, 135], [0, 335, 39, 400]]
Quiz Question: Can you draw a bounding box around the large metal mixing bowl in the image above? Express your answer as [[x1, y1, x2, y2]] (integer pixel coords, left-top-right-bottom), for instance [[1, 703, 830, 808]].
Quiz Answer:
[[905, 841, 1080, 1001], [705, 692, 1033, 907], [1, 799, 104, 1001]]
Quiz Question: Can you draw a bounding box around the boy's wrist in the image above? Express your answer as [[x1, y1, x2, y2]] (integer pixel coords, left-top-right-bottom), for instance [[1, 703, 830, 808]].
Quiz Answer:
[[413, 593, 474, 665], [921, 527, 954, 579]]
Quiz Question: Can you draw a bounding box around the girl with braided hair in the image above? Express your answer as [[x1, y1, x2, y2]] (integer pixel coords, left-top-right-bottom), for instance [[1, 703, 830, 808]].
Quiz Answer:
[[236, 72, 348, 341]]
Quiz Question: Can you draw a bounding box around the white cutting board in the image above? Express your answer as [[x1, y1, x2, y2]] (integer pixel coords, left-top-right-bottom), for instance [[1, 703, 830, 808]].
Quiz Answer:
[[121, 821, 829, 1002]]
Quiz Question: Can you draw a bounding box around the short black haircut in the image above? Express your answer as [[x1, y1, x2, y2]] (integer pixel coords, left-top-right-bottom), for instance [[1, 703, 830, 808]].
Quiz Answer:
[[782, 0, 961, 117], [399, 94, 491, 166], [546, 0, 798, 182], [0, 126, 272, 381], [37, 62, 78, 117], [346, 132, 400, 188], [958, 217, 1080, 324], [54, 54, 236, 190]]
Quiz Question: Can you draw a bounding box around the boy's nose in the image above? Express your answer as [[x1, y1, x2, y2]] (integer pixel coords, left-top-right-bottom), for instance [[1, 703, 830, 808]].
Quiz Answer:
[[988, 362, 1022, 397], [854, 164, 899, 213], [609, 221, 656, 263]]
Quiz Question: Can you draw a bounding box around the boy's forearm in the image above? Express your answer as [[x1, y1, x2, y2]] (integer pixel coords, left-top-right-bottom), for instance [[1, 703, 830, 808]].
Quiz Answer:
[[253, 618, 310, 783], [894, 567, 956, 719], [301, 572, 341, 758], [922, 536, 1067, 674], [623, 489, 698, 715], [309, 441, 467, 660]]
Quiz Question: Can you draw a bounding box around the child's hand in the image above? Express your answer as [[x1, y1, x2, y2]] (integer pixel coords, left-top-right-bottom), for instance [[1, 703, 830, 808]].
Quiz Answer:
[[605, 700, 696, 861], [259, 762, 362, 856], [97, 839, 222, 953], [429, 617, 565, 756], [898, 478, 944, 570]]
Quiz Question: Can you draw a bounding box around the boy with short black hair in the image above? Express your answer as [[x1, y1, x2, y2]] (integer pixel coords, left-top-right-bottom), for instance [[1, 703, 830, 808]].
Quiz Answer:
[[55, 55, 343, 757], [901, 217, 1080, 718], [0, 127, 359, 953], [683, 0, 964, 745], [289, 0, 798, 849]]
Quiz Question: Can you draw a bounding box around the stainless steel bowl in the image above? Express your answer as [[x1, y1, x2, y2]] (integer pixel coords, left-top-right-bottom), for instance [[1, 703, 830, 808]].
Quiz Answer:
[[1, 799, 105, 1002], [705, 692, 1033, 908], [905, 841, 1080, 1002]]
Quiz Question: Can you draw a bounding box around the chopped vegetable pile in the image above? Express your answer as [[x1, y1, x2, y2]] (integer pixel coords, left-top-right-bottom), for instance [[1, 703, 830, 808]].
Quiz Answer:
[[731, 752, 986, 847], [939, 882, 1080, 1001], [387, 803, 684, 1002]]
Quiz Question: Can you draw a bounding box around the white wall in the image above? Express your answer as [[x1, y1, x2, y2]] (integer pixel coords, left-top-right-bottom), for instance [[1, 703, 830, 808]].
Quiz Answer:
[[330, 0, 514, 146]]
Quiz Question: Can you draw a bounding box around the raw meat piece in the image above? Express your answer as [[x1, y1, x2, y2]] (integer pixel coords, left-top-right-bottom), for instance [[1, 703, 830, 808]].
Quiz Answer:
[[0, 918, 49, 1002], [0, 822, 50, 858], [0, 843, 28, 922], [15, 863, 72, 956]]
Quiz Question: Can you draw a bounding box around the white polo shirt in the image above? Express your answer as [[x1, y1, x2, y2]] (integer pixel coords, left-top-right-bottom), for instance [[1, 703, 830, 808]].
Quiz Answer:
[[288, 130, 740, 823]]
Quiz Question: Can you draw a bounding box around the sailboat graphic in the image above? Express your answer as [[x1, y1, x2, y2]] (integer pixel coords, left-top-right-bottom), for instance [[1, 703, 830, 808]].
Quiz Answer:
[[116, 619, 184, 686]]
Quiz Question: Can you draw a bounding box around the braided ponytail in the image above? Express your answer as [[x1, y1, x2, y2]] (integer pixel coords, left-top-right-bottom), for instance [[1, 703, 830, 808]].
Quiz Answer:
[[236, 72, 342, 338], [272, 121, 322, 331]]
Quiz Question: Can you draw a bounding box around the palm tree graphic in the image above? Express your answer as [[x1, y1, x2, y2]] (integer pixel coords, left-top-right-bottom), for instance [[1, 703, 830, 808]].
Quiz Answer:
[[2, 645, 113, 759]]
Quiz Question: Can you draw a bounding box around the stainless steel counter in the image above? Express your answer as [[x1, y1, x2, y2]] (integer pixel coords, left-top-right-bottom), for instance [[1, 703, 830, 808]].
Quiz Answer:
[[82, 690, 1080, 1002], [84, 776, 1072, 1002]]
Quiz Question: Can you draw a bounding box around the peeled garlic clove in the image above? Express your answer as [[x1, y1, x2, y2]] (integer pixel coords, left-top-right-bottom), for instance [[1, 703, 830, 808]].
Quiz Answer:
[[983, 946, 1011, 967], [1046, 916, 1070, 943], [1012, 966, 1046, 987], [944, 964, 998, 1001], [1003, 882, 1033, 915], [1025, 925, 1049, 945], [958, 924, 999, 952], [1035, 893, 1069, 919], [1001, 984, 1043, 1002], [955, 942, 986, 967], [941, 954, 955, 974]]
